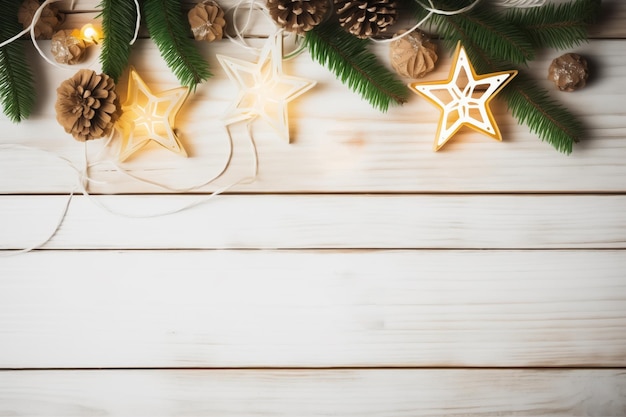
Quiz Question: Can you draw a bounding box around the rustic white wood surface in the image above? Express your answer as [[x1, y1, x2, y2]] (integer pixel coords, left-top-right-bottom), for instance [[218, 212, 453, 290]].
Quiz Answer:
[[1, 0, 625, 416], [1, 370, 625, 417]]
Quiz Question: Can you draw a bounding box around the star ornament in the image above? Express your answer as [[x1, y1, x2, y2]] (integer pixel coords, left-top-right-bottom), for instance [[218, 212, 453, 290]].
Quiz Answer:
[[409, 43, 517, 151], [217, 31, 316, 143], [116, 67, 189, 161]]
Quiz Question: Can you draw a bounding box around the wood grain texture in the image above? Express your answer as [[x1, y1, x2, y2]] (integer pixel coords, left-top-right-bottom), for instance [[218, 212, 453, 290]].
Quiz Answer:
[[1, 40, 625, 193], [2, 2, 625, 415], [1, 250, 624, 368], [2, 194, 625, 250], [1, 369, 625, 417]]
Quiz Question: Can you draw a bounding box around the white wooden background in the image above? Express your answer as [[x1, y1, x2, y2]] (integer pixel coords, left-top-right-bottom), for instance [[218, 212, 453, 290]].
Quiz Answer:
[[1, 0, 626, 415]]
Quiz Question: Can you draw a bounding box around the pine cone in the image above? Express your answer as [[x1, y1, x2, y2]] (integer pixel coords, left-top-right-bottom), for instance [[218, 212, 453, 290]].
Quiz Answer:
[[51, 30, 87, 65], [18, 0, 65, 40], [55, 70, 119, 142], [267, 0, 329, 34], [390, 30, 438, 79], [188, 1, 226, 42], [335, 0, 397, 39]]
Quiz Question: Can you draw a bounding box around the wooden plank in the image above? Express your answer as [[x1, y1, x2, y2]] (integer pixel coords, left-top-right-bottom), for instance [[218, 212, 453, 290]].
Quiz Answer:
[[1, 194, 625, 250], [1, 369, 625, 417], [1, 250, 624, 368], [1, 39, 625, 193]]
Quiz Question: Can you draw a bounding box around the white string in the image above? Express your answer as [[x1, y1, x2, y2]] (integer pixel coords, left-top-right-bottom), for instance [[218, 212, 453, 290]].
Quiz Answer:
[[130, 0, 141, 45], [0, 144, 85, 257], [371, 0, 481, 44], [418, 0, 481, 15], [0, 191, 75, 257], [78, 126, 258, 218], [492, 0, 545, 7], [0, 27, 31, 49], [0, 126, 259, 254], [87, 127, 236, 194], [226, 0, 274, 52], [0, 0, 62, 49]]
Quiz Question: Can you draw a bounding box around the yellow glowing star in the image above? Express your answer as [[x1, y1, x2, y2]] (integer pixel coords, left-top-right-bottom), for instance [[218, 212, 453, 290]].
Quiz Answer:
[[217, 31, 316, 143], [409, 42, 517, 151], [116, 67, 189, 161]]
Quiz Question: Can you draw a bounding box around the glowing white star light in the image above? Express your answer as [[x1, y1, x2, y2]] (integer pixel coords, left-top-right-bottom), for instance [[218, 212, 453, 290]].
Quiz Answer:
[[116, 67, 189, 161], [409, 43, 517, 151], [217, 31, 316, 143]]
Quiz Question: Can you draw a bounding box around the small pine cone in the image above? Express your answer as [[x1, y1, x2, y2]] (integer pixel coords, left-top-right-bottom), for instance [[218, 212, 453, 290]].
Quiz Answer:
[[51, 30, 87, 65], [18, 0, 65, 40], [55, 70, 119, 142], [188, 1, 226, 42], [390, 30, 438, 79], [267, 0, 329, 34], [335, 0, 397, 39]]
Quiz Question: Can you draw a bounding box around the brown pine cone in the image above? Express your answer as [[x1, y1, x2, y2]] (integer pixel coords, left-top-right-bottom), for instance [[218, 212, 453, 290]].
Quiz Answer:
[[56, 70, 119, 142], [267, 0, 329, 34], [390, 30, 438, 79], [188, 1, 226, 42], [18, 0, 65, 40], [51, 30, 87, 65], [335, 0, 397, 39]]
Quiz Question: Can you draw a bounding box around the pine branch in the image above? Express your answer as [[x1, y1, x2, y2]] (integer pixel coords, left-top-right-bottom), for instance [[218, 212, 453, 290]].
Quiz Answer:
[[399, 0, 585, 153], [501, 71, 582, 154], [442, 39, 583, 154], [506, 0, 602, 50], [305, 22, 408, 112], [143, 0, 211, 89], [428, 0, 535, 65], [98, 0, 137, 82], [0, 0, 35, 122]]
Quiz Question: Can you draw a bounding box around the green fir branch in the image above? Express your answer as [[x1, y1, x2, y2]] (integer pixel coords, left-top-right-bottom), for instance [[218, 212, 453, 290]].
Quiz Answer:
[[400, 0, 585, 153], [0, 0, 36, 123], [501, 71, 583, 154], [305, 22, 408, 112], [143, 0, 211, 89], [434, 41, 582, 154], [426, 0, 535, 66], [506, 0, 602, 50], [98, 0, 137, 82]]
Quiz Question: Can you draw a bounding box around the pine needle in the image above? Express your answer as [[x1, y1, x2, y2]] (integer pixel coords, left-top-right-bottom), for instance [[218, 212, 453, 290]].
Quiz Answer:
[[502, 71, 582, 154], [400, 0, 587, 153], [305, 22, 408, 112], [98, 0, 137, 82], [506, 0, 602, 50], [429, 0, 535, 65], [0, 0, 36, 123], [143, 0, 211, 89]]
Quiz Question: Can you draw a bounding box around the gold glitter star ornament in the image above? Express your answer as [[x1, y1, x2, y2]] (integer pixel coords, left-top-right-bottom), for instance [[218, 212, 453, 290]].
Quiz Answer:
[[116, 67, 190, 161], [409, 42, 517, 151], [217, 31, 316, 142]]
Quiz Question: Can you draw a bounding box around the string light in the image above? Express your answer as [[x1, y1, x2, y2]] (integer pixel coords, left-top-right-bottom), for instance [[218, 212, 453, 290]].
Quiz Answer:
[[78, 23, 102, 45]]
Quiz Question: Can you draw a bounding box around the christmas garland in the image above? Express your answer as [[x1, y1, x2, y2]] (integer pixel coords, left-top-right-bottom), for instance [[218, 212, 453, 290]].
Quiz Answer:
[[0, 0, 602, 154]]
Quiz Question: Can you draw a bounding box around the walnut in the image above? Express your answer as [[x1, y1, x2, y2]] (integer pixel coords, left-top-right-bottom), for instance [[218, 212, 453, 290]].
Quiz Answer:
[[390, 30, 438, 79], [548, 53, 589, 92], [51, 30, 87, 65]]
